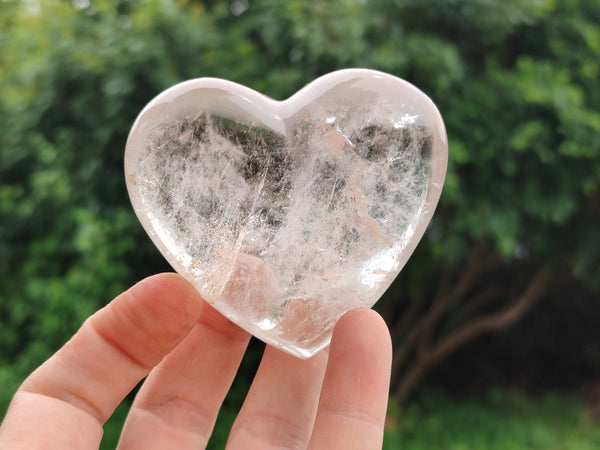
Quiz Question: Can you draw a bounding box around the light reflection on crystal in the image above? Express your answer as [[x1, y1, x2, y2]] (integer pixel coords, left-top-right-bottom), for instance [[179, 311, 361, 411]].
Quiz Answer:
[[393, 113, 419, 129], [359, 244, 403, 290]]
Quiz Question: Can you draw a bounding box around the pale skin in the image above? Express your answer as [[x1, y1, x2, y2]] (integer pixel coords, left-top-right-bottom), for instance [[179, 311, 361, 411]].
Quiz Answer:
[[0, 273, 392, 449]]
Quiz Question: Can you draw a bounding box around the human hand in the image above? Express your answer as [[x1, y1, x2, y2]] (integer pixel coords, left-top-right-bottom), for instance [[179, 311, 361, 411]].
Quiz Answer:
[[0, 273, 392, 449]]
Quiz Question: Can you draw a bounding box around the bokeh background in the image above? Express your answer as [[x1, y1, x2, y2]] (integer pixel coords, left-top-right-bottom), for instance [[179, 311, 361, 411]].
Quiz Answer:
[[1, 0, 599, 448]]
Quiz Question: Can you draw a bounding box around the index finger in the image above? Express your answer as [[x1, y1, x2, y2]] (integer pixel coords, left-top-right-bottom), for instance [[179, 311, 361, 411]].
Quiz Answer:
[[0, 273, 205, 449]]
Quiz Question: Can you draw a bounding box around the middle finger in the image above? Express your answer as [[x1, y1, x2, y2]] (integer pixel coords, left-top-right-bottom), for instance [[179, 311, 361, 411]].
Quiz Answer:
[[226, 345, 328, 449]]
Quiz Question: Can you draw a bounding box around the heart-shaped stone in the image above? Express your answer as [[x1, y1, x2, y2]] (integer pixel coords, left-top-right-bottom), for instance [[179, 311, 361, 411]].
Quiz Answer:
[[125, 69, 447, 358]]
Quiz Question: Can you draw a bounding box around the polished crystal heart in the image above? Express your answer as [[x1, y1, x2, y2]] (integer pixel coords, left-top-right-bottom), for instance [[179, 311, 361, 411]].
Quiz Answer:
[[125, 69, 447, 358]]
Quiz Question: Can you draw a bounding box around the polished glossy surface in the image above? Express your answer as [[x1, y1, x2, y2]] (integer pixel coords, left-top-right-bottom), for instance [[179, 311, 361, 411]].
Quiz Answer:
[[125, 69, 447, 358]]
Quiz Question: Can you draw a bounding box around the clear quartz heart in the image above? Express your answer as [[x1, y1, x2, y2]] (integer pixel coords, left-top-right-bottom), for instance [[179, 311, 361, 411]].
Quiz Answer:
[[125, 69, 447, 358]]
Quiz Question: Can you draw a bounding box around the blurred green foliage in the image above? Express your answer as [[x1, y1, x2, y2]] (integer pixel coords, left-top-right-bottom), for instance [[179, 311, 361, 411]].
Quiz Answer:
[[384, 389, 600, 449], [1, 0, 599, 445]]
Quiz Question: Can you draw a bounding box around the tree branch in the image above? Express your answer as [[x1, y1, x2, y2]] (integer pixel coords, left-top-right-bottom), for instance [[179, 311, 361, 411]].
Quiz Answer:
[[392, 244, 499, 382], [461, 284, 505, 318], [429, 269, 549, 365], [417, 246, 499, 358], [394, 269, 550, 404]]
